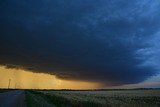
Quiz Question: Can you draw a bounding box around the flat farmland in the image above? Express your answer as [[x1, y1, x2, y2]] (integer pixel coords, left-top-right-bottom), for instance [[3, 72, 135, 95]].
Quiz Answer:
[[43, 89, 160, 97], [25, 89, 160, 107]]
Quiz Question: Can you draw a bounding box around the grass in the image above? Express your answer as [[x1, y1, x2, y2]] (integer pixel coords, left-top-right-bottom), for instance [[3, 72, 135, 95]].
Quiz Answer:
[[25, 91, 55, 107]]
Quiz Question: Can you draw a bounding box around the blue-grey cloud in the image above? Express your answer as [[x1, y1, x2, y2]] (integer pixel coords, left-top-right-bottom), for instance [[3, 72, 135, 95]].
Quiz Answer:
[[0, 0, 160, 86]]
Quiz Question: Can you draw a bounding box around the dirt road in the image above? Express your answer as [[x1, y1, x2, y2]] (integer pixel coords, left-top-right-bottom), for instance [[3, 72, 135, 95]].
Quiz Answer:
[[0, 90, 26, 107]]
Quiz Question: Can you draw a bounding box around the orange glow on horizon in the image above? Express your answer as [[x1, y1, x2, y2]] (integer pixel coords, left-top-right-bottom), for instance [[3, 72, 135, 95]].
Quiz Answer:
[[0, 66, 100, 89]]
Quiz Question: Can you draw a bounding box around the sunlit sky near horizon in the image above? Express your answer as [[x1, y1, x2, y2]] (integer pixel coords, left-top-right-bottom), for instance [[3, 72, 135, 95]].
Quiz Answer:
[[0, 0, 160, 89], [0, 65, 160, 89], [0, 66, 101, 89]]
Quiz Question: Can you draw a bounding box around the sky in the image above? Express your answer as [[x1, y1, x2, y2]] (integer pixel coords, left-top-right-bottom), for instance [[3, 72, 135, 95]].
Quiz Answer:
[[0, 0, 160, 89]]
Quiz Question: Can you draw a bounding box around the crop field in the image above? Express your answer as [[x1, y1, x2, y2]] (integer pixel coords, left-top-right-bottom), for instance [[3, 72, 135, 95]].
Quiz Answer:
[[25, 89, 160, 107]]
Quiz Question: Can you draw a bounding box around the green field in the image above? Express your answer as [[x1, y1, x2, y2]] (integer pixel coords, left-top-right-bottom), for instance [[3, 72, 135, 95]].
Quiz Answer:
[[25, 89, 160, 107]]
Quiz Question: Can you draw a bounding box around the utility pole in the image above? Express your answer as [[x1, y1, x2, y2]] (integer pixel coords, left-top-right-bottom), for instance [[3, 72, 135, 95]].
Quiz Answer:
[[8, 79, 11, 89], [15, 83, 17, 89]]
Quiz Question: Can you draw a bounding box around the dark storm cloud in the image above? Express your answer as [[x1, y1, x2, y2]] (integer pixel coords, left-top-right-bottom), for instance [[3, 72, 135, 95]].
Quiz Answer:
[[0, 0, 160, 86]]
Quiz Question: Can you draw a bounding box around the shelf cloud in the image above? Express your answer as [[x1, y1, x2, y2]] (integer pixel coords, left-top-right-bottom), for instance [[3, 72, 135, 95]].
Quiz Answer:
[[0, 0, 160, 86]]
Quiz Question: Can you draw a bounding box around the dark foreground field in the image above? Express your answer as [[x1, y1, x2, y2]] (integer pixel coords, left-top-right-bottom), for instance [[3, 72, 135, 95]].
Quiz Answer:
[[0, 89, 160, 107]]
